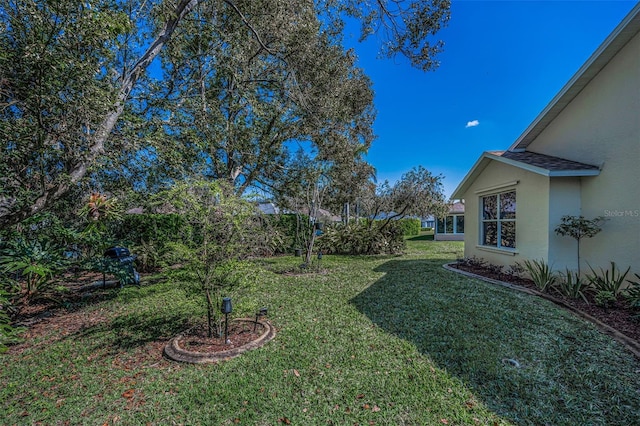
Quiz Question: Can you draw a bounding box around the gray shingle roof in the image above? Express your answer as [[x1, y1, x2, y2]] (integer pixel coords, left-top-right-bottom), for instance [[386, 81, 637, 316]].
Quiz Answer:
[[491, 150, 600, 172]]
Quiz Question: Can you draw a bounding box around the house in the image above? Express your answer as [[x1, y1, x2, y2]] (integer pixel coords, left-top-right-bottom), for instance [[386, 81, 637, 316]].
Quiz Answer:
[[256, 202, 280, 215], [452, 3, 640, 278], [434, 201, 465, 241], [421, 216, 435, 229]]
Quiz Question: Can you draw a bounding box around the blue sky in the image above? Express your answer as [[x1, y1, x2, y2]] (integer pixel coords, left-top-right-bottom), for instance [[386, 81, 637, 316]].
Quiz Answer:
[[343, 0, 637, 198]]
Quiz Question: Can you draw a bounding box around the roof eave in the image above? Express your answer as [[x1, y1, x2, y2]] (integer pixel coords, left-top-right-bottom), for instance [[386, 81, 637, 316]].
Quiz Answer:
[[451, 152, 601, 198], [548, 169, 600, 177], [451, 154, 493, 199]]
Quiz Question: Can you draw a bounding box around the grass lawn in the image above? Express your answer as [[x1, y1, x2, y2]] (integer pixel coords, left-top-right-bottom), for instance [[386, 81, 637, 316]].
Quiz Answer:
[[1, 236, 639, 425]]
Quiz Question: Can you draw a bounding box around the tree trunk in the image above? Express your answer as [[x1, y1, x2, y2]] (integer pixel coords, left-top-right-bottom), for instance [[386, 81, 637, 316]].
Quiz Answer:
[[205, 287, 218, 338]]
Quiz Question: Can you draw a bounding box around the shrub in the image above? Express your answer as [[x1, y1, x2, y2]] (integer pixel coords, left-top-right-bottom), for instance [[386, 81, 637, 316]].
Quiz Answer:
[[457, 256, 488, 269], [132, 240, 164, 272], [594, 290, 617, 308], [553, 269, 589, 302], [157, 180, 259, 338], [625, 273, 640, 310], [113, 214, 186, 247], [317, 220, 405, 255], [0, 239, 66, 303], [520, 259, 557, 293], [586, 261, 630, 299], [506, 263, 525, 278], [264, 214, 311, 253], [398, 218, 421, 236]]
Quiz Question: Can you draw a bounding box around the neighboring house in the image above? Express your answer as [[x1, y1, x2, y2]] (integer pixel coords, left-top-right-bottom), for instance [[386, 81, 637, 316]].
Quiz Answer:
[[421, 216, 435, 229], [257, 202, 280, 215], [452, 4, 640, 278], [434, 202, 465, 241]]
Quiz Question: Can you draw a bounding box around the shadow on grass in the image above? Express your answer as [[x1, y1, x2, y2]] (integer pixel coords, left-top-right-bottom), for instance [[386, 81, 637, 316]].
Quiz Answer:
[[406, 233, 434, 241], [68, 283, 197, 354], [350, 258, 640, 425]]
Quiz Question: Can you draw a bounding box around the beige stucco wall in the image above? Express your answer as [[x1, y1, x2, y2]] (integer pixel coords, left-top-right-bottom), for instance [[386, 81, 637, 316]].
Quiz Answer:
[[461, 161, 551, 270], [527, 31, 640, 277], [548, 177, 582, 271]]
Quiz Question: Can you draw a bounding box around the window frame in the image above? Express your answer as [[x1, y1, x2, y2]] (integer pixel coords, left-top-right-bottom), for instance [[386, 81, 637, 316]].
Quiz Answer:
[[437, 214, 464, 234], [480, 190, 516, 249]]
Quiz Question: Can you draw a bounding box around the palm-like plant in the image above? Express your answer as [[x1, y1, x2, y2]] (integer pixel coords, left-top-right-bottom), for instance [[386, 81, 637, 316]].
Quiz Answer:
[[0, 239, 63, 301]]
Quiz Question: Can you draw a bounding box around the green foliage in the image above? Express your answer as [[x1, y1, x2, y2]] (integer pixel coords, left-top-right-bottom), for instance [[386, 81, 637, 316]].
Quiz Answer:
[[317, 220, 405, 255], [0, 286, 24, 353], [1, 0, 451, 228], [554, 215, 604, 276], [77, 193, 124, 261], [156, 180, 261, 337], [554, 215, 604, 241], [398, 218, 421, 236], [594, 290, 617, 309], [553, 269, 589, 302], [5, 240, 640, 425], [360, 166, 449, 229], [0, 0, 129, 226], [132, 240, 164, 273], [112, 213, 186, 247], [519, 259, 557, 293], [263, 214, 311, 254], [252, 214, 310, 256], [586, 261, 630, 299], [625, 273, 640, 310], [0, 239, 65, 303]]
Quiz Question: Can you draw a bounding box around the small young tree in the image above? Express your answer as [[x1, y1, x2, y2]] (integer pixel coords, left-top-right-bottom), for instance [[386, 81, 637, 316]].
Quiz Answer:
[[554, 215, 604, 277], [158, 180, 257, 338]]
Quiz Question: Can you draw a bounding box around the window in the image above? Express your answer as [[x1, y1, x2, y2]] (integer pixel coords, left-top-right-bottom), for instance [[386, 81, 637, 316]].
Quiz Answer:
[[445, 217, 454, 233], [437, 215, 464, 234], [481, 190, 516, 248]]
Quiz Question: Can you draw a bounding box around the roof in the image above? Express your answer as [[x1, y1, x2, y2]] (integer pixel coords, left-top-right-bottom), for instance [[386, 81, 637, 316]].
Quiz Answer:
[[449, 201, 465, 214], [257, 202, 279, 215], [452, 151, 600, 198], [510, 3, 640, 151], [497, 151, 600, 173]]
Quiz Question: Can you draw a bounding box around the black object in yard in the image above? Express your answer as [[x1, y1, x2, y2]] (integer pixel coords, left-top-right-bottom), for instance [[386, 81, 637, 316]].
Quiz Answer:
[[221, 297, 233, 344], [103, 246, 140, 288], [254, 307, 268, 332]]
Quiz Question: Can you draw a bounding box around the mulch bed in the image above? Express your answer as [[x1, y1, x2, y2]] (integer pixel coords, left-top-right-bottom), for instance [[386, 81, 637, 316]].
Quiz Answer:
[[180, 321, 264, 354], [450, 262, 640, 343]]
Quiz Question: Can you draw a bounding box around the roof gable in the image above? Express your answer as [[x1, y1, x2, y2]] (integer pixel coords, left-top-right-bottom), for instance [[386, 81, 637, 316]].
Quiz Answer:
[[453, 4, 638, 200], [510, 3, 640, 151]]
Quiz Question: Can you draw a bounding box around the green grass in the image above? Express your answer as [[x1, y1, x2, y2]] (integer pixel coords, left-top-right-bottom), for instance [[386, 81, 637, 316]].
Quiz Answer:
[[1, 238, 639, 425]]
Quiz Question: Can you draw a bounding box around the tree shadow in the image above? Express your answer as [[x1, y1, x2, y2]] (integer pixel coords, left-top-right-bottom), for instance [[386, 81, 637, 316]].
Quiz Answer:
[[406, 233, 434, 241], [350, 258, 640, 425], [65, 281, 196, 356]]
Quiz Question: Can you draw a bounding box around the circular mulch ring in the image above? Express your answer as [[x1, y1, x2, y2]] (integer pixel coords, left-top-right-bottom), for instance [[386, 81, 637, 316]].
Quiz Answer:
[[164, 318, 276, 364]]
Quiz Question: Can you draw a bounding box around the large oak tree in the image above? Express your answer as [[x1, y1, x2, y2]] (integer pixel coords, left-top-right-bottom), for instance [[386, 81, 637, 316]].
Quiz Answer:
[[0, 0, 450, 227]]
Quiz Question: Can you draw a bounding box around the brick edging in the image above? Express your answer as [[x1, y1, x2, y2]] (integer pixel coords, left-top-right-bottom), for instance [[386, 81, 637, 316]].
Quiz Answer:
[[443, 263, 640, 359], [164, 318, 276, 364]]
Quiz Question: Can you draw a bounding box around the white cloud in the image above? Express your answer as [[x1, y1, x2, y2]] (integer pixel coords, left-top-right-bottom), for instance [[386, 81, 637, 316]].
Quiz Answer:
[[465, 120, 480, 128]]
